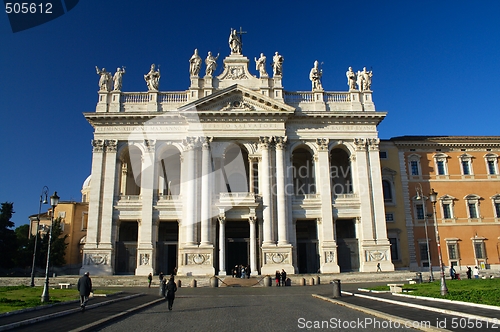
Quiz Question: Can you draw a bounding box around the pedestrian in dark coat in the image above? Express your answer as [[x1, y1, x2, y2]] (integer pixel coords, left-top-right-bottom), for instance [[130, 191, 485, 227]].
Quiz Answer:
[[77, 272, 92, 311], [281, 269, 287, 287], [166, 275, 178, 310], [466, 266, 472, 279], [148, 273, 153, 288], [275, 270, 281, 286]]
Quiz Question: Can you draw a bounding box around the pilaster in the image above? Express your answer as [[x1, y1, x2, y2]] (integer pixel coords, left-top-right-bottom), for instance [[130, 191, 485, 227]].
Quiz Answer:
[[109, 91, 121, 112], [350, 91, 363, 111], [273, 76, 283, 101], [85, 139, 104, 249], [258, 136, 273, 245], [136, 139, 156, 276], [147, 91, 158, 112], [96, 91, 109, 112], [99, 140, 118, 249]]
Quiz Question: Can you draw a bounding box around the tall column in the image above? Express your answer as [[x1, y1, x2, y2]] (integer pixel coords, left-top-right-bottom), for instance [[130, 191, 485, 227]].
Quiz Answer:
[[99, 140, 118, 248], [183, 137, 198, 246], [248, 158, 254, 193], [275, 136, 288, 245], [315, 138, 339, 273], [136, 139, 155, 275], [85, 140, 105, 248], [200, 137, 213, 246], [218, 215, 226, 275], [259, 136, 273, 245], [119, 163, 127, 195], [249, 215, 257, 275]]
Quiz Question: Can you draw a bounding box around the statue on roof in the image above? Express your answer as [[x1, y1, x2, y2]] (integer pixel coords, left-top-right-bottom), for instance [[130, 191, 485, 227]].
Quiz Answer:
[[189, 49, 202, 76], [361, 67, 373, 91], [272, 52, 284, 76], [205, 51, 219, 76], [113, 67, 126, 91], [346, 67, 356, 91], [229, 28, 242, 54], [254, 53, 268, 78], [309, 60, 323, 91], [95, 66, 112, 92], [144, 64, 160, 91]]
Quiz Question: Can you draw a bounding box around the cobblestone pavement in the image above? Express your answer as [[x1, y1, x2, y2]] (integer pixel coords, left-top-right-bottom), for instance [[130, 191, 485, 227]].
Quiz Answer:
[[97, 285, 414, 332]]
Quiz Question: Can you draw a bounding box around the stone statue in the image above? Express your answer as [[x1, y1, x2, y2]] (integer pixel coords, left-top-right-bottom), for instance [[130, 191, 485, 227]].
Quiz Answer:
[[205, 51, 219, 76], [309, 60, 323, 91], [95, 66, 112, 92], [189, 49, 202, 76], [346, 67, 356, 90], [254, 53, 267, 77], [356, 70, 363, 92], [228, 28, 242, 54], [113, 67, 126, 91], [361, 67, 373, 91], [144, 64, 160, 91], [272, 52, 284, 76]]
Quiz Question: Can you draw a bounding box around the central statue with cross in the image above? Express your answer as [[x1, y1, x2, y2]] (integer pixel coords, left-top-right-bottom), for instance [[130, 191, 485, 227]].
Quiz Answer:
[[229, 27, 246, 55]]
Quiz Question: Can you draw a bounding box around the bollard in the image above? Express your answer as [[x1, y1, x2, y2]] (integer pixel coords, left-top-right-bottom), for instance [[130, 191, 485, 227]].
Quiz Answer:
[[416, 272, 422, 284], [176, 279, 182, 288], [299, 278, 305, 286], [190, 279, 197, 288], [210, 276, 219, 288], [314, 276, 320, 285], [263, 276, 271, 287], [309, 277, 315, 286], [333, 279, 341, 298]]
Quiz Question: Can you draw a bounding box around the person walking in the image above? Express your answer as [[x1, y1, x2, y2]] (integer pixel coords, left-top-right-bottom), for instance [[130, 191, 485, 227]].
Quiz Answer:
[[466, 266, 472, 279], [275, 270, 281, 287], [449, 266, 456, 280], [77, 271, 92, 312], [473, 266, 480, 279], [148, 273, 153, 288], [281, 269, 287, 287], [165, 275, 178, 311]]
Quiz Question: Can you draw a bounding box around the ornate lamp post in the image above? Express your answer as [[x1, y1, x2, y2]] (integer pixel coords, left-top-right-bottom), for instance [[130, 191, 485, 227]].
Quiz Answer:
[[30, 186, 49, 287], [41, 191, 59, 303], [429, 188, 448, 296], [415, 184, 434, 282]]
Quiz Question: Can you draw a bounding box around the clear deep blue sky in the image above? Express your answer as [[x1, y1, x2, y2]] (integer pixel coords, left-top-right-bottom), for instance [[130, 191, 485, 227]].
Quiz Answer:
[[1, 1, 499, 227]]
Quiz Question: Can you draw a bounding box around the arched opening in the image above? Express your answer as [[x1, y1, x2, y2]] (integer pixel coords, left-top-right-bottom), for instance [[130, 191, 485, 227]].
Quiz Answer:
[[291, 147, 315, 195], [157, 146, 181, 196], [330, 148, 353, 196], [223, 143, 249, 193], [118, 145, 142, 196]]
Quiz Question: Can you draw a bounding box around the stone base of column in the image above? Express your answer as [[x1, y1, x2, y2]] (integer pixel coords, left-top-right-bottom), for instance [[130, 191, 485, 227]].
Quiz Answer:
[[218, 270, 227, 276], [177, 247, 215, 276], [80, 249, 113, 276], [359, 243, 395, 272], [135, 249, 154, 276], [319, 245, 340, 273], [260, 246, 294, 276]]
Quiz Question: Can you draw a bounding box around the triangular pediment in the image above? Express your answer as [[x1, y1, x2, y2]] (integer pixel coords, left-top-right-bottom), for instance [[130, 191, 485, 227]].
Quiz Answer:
[[178, 84, 295, 114]]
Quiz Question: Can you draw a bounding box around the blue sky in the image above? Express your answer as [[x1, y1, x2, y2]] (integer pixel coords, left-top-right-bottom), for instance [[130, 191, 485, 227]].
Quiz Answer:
[[1, 1, 499, 227]]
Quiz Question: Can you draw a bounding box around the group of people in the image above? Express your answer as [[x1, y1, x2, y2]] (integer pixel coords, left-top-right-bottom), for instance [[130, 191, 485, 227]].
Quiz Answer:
[[232, 264, 250, 278], [158, 272, 178, 311], [275, 269, 287, 286], [450, 266, 481, 279]]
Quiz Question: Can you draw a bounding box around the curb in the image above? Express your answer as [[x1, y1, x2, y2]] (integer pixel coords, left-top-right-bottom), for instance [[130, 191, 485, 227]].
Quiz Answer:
[[392, 292, 500, 312], [69, 297, 165, 332], [341, 291, 499, 324], [0, 293, 143, 331], [312, 294, 450, 332]]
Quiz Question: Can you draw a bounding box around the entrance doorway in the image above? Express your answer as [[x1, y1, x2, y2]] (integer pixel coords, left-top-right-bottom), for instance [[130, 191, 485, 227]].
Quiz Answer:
[[156, 221, 178, 275], [296, 220, 319, 273], [225, 220, 250, 273], [336, 219, 359, 272], [115, 221, 138, 274]]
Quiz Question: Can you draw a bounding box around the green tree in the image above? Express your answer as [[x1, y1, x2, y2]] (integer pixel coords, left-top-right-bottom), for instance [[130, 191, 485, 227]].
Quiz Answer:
[[0, 202, 16, 268], [13, 224, 33, 268], [50, 218, 68, 267]]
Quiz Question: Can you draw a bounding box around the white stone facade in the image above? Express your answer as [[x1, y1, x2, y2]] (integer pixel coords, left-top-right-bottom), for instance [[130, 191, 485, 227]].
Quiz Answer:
[[81, 32, 394, 276]]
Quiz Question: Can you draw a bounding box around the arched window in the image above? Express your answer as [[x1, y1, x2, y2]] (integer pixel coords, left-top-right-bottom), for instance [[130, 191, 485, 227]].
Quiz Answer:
[[382, 180, 393, 203]]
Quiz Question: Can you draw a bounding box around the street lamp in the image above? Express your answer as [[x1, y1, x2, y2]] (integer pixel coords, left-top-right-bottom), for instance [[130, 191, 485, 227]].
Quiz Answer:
[[429, 188, 448, 296], [415, 184, 434, 281], [30, 186, 49, 287], [41, 191, 59, 303]]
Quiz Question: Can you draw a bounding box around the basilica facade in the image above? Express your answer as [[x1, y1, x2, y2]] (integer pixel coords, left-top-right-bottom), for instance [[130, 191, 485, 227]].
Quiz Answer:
[[81, 32, 394, 276]]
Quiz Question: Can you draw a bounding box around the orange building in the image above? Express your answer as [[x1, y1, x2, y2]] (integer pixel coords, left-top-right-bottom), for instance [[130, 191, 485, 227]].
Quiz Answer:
[[29, 201, 88, 272], [391, 136, 500, 275]]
